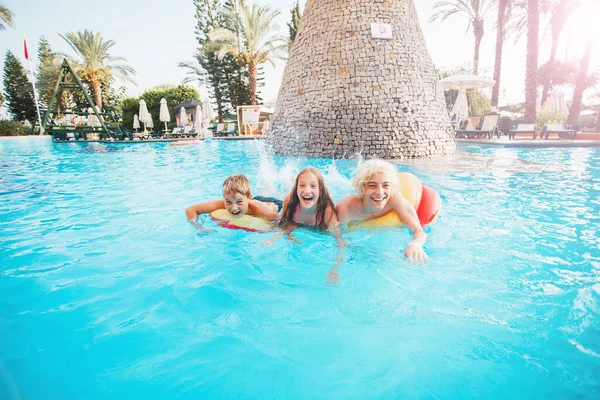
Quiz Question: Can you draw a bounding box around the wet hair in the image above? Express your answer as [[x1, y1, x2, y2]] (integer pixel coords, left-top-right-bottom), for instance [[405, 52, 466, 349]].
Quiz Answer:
[[352, 159, 400, 198], [280, 167, 336, 232], [222, 174, 252, 198]]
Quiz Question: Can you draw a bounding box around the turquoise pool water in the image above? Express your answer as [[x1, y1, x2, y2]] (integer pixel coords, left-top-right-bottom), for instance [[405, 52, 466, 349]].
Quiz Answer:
[[1, 138, 598, 399]]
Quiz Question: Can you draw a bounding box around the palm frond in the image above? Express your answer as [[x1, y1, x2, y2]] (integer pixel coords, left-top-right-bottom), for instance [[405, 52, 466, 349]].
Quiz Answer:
[[0, 5, 14, 30]]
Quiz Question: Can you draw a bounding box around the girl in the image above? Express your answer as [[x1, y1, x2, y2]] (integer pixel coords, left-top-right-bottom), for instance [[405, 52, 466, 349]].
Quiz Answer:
[[263, 167, 345, 249]]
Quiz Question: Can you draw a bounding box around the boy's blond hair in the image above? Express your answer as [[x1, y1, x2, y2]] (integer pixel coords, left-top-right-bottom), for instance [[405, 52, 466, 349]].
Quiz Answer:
[[352, 159, 400, 198], [222, 175, 252, 198]]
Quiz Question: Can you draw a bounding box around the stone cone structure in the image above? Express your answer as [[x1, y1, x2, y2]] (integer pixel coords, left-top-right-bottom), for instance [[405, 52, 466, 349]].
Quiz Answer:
[[268, 0, 457, 159]]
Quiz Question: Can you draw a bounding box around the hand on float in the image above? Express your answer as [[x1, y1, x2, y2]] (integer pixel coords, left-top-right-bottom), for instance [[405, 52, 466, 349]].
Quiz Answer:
[[326, 256, 344, 286], [286, 233, 302, 245], [326, 268, 340, 286], [262, 236, 279, 246], [403, 242, 428, 265], [189, 219, 214, 234]]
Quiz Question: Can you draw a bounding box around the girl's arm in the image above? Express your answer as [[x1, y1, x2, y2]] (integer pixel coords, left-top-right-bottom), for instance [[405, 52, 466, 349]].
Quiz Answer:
[[262, 195, 299, 245], [250, 199, 280, 220], [392, 196, 428, 264], [325, 206, 346, 285], [325, 206, 346, 251], [185, 199, 225, 221]]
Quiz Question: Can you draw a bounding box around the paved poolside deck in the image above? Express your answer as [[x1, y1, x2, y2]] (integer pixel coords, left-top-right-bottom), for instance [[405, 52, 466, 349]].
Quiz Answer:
[[40, 135, 265, 144], [457, 135, 600, 148]]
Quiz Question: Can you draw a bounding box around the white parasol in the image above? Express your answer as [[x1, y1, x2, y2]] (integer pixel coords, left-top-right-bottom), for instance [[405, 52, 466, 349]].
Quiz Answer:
[[202, 99, 214, 136], [133, 114, 140, 131], [179, 107, 189, 127], [159, 98, 170, 132], [451, 90, 469, 120], [194, 105, 202, 137], [147, 113, 154, 129], [544, 91, 568, 116], [138, 99, 150, 132], [440, 73, 495, 118]]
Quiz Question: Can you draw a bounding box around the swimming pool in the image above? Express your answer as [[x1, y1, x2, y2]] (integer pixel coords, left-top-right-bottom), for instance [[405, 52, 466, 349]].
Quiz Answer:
[[1, 138, 599, 399]]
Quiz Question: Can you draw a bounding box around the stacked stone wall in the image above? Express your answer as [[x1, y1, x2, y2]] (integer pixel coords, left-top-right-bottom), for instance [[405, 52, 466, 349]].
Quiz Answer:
[[267, 0, 458, 159]]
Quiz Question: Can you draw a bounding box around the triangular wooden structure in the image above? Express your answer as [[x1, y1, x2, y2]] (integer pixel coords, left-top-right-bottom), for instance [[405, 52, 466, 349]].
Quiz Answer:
[[41, 59, 123, 140]]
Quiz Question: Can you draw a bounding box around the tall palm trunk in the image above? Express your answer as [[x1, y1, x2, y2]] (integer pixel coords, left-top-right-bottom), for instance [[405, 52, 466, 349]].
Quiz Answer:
[[524, 0, 539, 124], [473, 20, 484, 74], [90, 79, 102, 109], [248, 61, 257, 105], [540, 35, 559, 105], [567, 34, 593, 125], [491, 0, 508, 107]]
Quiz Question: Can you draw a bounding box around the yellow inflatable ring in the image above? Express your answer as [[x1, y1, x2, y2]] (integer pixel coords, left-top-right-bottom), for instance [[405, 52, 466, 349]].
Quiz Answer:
[[348, 172, 441, 231], [209, 209, 274, 233]]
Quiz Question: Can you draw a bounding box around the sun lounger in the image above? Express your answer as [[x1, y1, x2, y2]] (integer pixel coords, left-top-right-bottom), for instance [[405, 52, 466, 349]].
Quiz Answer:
[[455, 116, 482, 137], [167, 127, 183, 138], [541, 123, 577, 140], [455, 114, 500, 139], [180, 125, 193, 138], [214, 123, 225, 137], [223, 123, 237, 136], [508, 124, 537, 140]]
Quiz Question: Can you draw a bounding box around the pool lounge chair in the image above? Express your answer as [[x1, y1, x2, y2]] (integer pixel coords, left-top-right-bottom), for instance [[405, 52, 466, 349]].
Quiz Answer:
[[223, 123, 237, 136], [541, 124, 577, 140], [508, 124, 537, 140], [180, 125, 193, 138], [455, 116, 482, 137], [214, 123, 225, 137], [167, 127, 183, 138], [455, 114, 500, 139]]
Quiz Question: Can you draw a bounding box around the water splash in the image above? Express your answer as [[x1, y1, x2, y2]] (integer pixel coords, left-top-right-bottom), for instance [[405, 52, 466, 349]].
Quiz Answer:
[[253, 145, 355, 200]]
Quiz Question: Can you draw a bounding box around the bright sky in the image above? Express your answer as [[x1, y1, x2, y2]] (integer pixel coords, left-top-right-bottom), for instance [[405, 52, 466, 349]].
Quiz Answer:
[[1, 0, 598, 116]]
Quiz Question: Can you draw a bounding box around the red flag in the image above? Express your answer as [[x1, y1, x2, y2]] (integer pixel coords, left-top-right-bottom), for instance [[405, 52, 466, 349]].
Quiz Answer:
[[24, 38, 29, 60]]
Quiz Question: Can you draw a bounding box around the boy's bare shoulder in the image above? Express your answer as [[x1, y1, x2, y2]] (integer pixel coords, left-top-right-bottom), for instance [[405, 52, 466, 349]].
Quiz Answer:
[[336, 195, 360, 209]]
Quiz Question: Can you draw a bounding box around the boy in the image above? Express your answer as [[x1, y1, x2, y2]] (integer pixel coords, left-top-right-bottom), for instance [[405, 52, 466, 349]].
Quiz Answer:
[[335, 160, 428, 264], [185, 175, 281, 223]]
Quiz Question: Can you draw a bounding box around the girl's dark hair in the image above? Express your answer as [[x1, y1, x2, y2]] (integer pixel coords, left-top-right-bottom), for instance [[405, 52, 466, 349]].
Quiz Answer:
[[279, 167, 337, 232]]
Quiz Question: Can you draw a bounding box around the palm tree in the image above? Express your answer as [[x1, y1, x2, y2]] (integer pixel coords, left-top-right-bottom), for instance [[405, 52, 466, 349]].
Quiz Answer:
[[0, 4, 14, 31], [59, 30, 135, 109], [429, 0, 496, 75], [178, 56, 225, 122], [524, 0, 539, 123], [540, 0, 581, 105], [567, 34, 593, 125], [491, 0, 512, 107], [207, 0, 286, 105]]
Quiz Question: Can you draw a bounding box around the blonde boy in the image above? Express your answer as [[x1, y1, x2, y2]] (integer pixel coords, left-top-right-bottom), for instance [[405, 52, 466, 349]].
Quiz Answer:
[[185, 175, 280, 222], [335, 160, 428, 264]]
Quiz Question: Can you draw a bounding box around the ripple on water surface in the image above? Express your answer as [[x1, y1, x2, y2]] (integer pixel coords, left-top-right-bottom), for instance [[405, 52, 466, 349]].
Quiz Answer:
[[0, 139, 599, 399]]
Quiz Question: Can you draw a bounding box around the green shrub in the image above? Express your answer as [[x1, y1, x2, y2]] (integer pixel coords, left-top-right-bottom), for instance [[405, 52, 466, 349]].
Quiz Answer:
[[536, 109, 566, 131], [0, 120, 29, 136]]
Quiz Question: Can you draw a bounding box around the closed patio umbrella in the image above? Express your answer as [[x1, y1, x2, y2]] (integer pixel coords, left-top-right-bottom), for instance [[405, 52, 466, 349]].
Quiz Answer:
[[159, 98, 170, 132], [139, 99, 150, 132], [133, 114, 140, 131], [451, 90, 469, 120], [202, 99, 214, 136], [179, 107, 189, 127], [194, 105, 202, 137], [147, 113, 154, 129], [545, 91, 568, 116]]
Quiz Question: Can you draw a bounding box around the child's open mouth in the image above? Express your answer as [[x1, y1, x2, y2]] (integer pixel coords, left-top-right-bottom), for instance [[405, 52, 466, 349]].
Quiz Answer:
[[229, 209, 242, 217], [370, 195, 387, 207], [301, 194, 315, 203]]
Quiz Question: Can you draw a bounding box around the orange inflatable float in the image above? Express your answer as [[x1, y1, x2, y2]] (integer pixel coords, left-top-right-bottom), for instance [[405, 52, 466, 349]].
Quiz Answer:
[[349, 172, 441, 230]]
